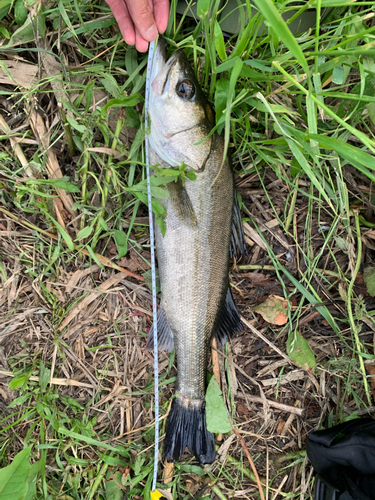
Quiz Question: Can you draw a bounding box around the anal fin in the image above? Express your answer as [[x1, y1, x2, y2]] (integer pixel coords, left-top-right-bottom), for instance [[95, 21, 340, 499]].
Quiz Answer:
[[146, 308, 174, 352], [214, 287, 243, 346]]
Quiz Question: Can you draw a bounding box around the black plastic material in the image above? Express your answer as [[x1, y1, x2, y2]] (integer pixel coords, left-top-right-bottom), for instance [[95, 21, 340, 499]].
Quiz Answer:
[[307, 418, 375, 500], [314, 475, 340, 500]]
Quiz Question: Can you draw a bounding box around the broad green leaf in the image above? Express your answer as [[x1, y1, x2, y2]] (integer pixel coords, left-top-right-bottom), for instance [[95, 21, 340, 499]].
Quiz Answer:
[[98, 216, 109, 231], [334, 236, 350, 254], [180, 464, 205, 476], [101, 95, 143, 114], [363, 267, 375, 297], [99, 74, 120, 98], [216, 58, 237, 74], [105, 472, 124, 500], [214, 21, 226, 61], [46, 178, 80, 192], [240, 65, 271, 81], [7, 392, 31, 407], [125, 106, 141, 128], [9, 374, 30, 390], [39, 360, 50, 393], [156, 214, 166, 237], [244, 59, 275, 72], [214, 78, 229, 133], [0, 0, 11, 21], [128, 179, 169, 199], [186, 170, 197, 181], [125, 47, 138, 76], [197, 0, 210, 18], [206, 377, 232, 434], [76, 225, 94, 240], [151, 185, 169, 199], [251, 0, 308, 74], [14, 0, 28, 26], [113, 230, 128, 258], [0, 446, 32, 500], [332, 65, 345, 84], [23, 461, 39, 500], [134, 191, 165, 216], [66, 115, 86, 134], [6, 12, 46, 47], [0, 24, 10, 38], [134, 454, 145, 476], [85, 81, 95, 112], [287, 330, 316, 372]]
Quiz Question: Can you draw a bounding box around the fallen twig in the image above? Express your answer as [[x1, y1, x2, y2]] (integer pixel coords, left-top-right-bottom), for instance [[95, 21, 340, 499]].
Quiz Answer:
[[235, 393, 305, 417], [233, 428, 265, 500]]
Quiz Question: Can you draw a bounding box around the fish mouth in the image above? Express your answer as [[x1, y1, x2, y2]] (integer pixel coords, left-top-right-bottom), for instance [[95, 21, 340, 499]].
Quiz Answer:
[[151, 39, 185, 97], [150, 38, 167, 84]]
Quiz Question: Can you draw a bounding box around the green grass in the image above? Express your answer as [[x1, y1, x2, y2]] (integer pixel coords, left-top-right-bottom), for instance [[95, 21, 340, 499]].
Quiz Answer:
[[1, 0, 375, 498]]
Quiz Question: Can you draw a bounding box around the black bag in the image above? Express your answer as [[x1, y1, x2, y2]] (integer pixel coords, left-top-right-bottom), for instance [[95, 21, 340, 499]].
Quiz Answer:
[[306, 418, 375, 500]]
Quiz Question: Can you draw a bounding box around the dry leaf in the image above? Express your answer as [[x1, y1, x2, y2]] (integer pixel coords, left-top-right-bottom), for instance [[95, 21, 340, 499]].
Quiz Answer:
[[253, 294, 289, 325], [162, 461, 174, 485], [366, 364, 375, 392], [276, 419, 286, 434]]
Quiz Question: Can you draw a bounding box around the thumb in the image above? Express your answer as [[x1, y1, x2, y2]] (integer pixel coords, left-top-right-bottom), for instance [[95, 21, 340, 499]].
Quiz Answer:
[[125, 0, 158, 42]]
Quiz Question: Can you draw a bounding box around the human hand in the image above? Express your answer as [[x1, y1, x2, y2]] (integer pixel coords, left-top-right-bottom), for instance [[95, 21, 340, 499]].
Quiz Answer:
[[106, 0, 170, 52]]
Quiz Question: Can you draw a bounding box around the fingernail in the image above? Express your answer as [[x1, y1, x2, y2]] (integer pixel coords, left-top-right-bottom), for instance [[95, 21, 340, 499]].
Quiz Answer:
[[145, 24, 157, 40]]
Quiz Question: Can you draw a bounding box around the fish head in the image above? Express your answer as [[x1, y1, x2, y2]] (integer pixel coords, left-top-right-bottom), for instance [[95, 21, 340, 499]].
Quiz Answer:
[[149, 39, 215, 171]]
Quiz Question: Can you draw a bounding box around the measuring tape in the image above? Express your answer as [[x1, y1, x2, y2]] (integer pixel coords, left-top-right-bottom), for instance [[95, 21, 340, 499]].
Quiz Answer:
[[144, 40, 159, 493]]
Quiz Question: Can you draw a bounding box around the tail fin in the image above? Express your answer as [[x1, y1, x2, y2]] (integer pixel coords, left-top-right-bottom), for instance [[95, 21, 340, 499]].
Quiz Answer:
[[163, 398, 216, 464]]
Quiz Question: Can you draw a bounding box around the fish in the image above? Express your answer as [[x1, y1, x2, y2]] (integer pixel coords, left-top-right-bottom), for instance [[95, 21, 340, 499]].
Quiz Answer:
[[146, 39, 246, 464]]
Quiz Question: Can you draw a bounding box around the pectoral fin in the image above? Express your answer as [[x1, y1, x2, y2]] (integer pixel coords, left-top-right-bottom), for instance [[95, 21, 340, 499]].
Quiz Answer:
[[167, 179, 197, 228]]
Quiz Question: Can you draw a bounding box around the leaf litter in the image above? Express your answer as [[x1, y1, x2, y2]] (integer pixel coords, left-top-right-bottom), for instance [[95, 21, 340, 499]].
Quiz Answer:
[[1, 2, 375, 499]]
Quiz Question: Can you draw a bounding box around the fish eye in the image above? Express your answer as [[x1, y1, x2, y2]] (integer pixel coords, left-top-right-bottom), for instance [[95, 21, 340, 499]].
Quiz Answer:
[[176, 79, 195, 100]]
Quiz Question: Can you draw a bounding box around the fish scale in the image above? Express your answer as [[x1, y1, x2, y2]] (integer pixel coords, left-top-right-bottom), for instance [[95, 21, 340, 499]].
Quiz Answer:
[[147, 39, 245, 464]]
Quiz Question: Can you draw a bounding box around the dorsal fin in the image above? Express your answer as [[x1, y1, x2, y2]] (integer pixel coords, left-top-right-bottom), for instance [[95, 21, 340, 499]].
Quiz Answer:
[[230, 190, 247, 258]]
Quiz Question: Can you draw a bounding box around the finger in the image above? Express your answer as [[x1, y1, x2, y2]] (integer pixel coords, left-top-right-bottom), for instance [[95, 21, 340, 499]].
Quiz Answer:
[[153, 0, 169, 34], [135, 27, 150, 52], [106, 0, 136, 45], [125, 0, 158, 42]]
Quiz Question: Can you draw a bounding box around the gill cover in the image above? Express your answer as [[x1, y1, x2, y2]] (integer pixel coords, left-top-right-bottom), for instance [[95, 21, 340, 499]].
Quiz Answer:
[[148, 39, 215, 171]]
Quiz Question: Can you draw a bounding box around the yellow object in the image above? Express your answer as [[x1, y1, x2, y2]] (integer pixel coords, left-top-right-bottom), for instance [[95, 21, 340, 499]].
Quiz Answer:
[[150, 489, 163, 500]]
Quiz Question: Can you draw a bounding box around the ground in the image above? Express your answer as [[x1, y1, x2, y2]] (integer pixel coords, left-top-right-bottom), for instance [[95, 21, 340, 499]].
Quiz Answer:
[[1, 1, 375, 499]]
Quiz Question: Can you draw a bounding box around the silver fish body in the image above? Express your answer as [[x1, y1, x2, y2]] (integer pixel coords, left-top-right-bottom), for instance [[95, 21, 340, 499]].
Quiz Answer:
[[147, 40, 243, 463]]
